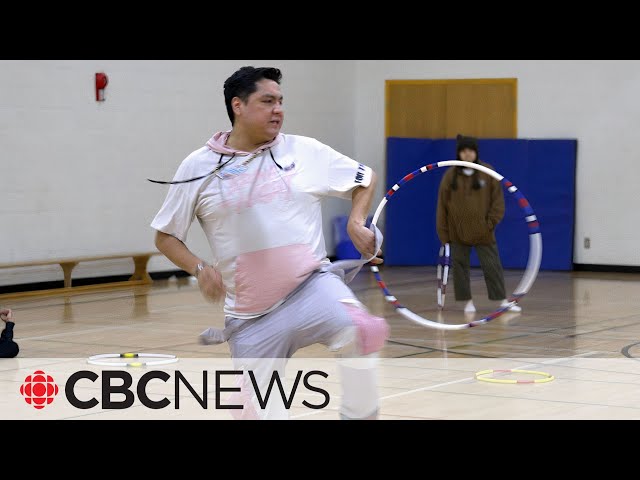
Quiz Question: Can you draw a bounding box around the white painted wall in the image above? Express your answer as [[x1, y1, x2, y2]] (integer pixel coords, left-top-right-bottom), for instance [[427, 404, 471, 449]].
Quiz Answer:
[[3, 60, 637, 287], [355, 60, 640, 266], [0, 60, 355, 286]]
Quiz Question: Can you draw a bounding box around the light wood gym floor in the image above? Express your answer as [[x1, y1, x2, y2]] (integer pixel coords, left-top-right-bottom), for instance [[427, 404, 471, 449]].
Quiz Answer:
[[2, 267, 640, 419]]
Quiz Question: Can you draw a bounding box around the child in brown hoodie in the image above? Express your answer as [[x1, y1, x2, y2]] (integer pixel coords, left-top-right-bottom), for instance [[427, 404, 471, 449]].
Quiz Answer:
[[436, 135, 521, 314]]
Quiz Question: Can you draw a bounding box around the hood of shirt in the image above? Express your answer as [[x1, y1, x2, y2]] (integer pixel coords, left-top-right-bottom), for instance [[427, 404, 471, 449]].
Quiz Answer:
[[206, 131, 283, 156]]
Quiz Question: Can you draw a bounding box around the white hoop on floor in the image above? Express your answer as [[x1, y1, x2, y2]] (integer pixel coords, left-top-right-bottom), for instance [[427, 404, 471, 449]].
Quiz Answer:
[[87, 352, 178, 367]]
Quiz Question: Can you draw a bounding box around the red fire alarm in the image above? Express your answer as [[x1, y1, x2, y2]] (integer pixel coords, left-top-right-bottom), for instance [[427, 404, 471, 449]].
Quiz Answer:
[[95, 72, 109, 102]]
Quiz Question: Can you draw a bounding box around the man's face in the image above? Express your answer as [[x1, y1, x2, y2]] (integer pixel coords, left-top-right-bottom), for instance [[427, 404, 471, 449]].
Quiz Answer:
[[459, 148, 477, 163], [234, 79, 284, 141]]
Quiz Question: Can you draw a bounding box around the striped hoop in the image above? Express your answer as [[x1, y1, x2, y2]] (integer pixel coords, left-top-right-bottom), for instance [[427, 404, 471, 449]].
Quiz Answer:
[[370, 160, 542, 331], [437, 243, 450, 309]]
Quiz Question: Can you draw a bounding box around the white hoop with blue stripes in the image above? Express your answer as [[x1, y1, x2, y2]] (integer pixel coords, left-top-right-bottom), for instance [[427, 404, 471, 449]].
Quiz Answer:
[[370, 160, 542, 331]]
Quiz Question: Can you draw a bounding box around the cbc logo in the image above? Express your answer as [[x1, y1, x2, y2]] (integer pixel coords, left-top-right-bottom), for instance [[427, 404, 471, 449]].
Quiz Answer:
[[20, 370, 59, 409]]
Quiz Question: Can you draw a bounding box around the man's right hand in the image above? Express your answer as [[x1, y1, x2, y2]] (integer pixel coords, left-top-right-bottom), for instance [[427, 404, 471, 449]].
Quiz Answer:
[[0, 309, 13, 323], [197, 266, 226, 303]]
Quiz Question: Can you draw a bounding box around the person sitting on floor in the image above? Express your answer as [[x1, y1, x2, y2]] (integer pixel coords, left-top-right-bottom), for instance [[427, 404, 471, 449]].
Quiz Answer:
[[0, 308, 19, 358]]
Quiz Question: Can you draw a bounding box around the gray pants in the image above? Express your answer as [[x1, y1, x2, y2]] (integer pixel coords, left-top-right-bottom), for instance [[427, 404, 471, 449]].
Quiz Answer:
[[225, 270, 381, 420], [451, 242, 506, 301]]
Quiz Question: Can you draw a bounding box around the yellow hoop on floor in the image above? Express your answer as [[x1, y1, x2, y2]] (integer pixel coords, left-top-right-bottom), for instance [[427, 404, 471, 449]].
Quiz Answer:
[[475, 369, 554, 384]]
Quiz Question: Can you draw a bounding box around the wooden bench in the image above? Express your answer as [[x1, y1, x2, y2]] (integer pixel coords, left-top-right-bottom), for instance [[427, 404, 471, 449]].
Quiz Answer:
[[0, 252, 164, 300]]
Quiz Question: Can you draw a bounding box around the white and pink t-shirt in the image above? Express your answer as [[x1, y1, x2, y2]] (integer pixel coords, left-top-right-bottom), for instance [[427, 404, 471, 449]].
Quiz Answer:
[[150, 132, 373, 319]]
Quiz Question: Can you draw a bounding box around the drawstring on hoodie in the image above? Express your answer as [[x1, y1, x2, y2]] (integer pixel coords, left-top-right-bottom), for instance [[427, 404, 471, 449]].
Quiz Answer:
[[270, 150, 282, 170], [147, 154, 237, 185], [146, 150, 287, 185], [147, 130, 286, 185]]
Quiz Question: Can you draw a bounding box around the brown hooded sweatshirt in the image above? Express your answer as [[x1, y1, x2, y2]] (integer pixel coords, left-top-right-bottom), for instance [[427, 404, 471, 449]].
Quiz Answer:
[[436, 161, 505, 246]]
